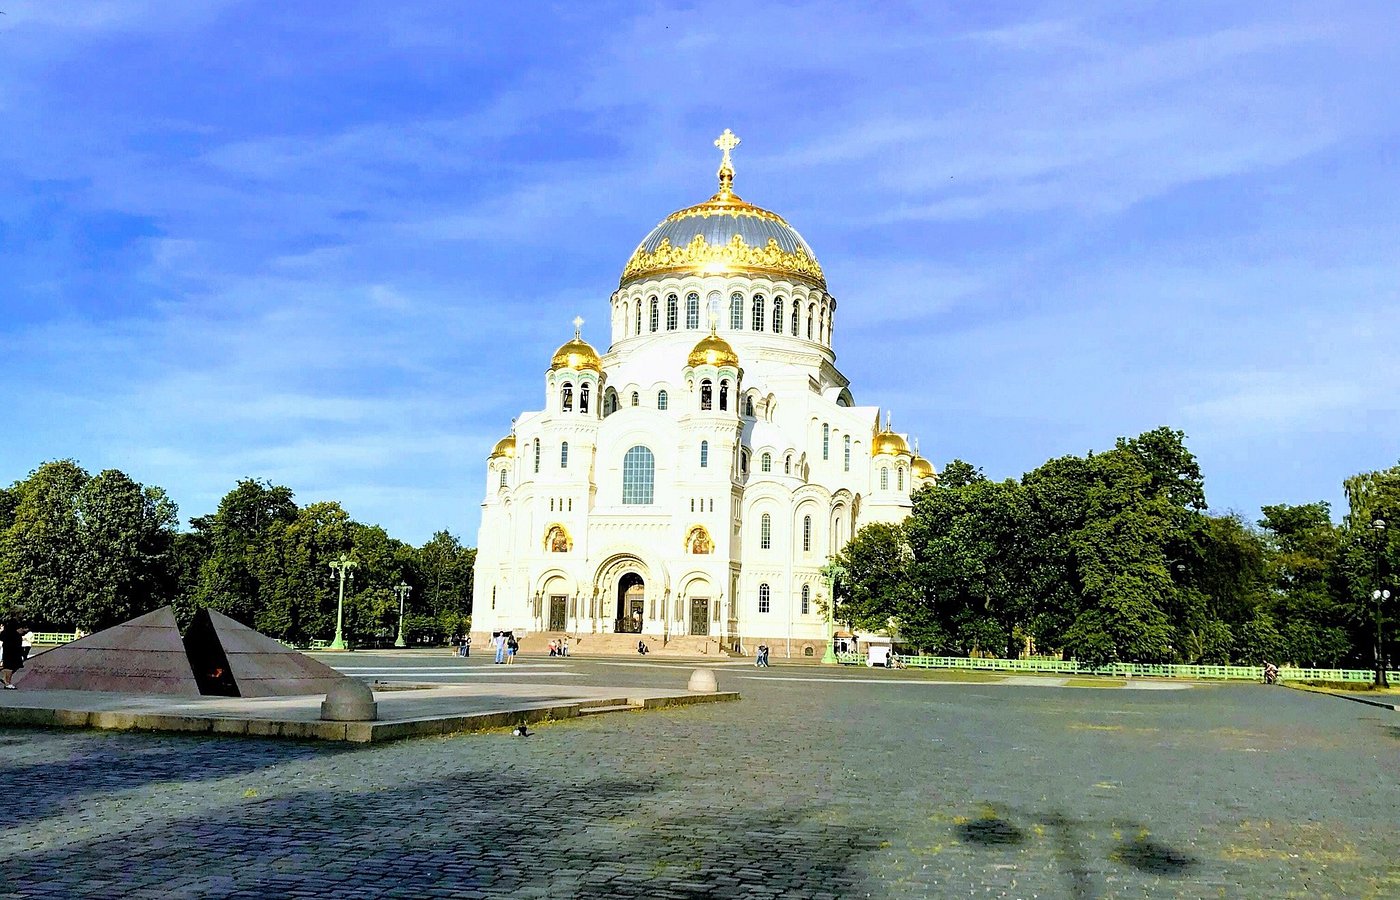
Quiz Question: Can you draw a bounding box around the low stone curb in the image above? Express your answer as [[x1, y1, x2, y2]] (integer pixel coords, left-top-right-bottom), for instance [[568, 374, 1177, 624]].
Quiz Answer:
[[0, 690, 740, 744], [1284, 683, 1399, 711]]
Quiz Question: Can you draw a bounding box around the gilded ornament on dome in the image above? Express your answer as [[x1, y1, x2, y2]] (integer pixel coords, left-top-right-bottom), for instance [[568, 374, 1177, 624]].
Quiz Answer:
[[621, 233, 825, 288]]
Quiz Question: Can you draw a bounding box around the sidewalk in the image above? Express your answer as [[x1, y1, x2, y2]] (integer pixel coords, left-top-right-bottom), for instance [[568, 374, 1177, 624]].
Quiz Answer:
[[0, 679, 738, 743]]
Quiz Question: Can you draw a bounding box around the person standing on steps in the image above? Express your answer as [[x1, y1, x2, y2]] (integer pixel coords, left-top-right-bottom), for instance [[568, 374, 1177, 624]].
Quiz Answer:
[[493, 631, 506, 664], [506, 632, 519, 664]]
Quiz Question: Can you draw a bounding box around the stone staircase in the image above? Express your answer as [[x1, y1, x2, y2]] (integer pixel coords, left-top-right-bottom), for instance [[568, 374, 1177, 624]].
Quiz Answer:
[[515, 631, 733, 659]]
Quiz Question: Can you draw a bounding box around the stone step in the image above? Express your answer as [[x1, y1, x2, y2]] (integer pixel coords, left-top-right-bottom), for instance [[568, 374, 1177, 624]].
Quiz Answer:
[[577, 703, 640, 717]]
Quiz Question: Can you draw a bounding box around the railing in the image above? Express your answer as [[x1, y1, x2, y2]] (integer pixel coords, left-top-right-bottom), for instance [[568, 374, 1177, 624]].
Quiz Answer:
[[30, 631, 82, 645], [839, 653, 1399, 683]]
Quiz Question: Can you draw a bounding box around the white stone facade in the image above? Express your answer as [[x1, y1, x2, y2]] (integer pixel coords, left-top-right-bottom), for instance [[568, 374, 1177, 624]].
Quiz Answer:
[[472, 143, 932, 656]]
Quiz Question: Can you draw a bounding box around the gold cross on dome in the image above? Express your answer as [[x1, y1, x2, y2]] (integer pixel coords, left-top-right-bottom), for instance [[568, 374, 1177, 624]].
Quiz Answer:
[[714, 128, 741, 193], [715, 128, 741, 166], [572, 315, 584, 337]]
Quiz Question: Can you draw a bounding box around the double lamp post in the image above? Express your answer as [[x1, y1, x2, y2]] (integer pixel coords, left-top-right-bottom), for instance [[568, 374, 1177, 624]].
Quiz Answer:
[[1373, 518, 1390, 688], [327, 552, 413, 650]]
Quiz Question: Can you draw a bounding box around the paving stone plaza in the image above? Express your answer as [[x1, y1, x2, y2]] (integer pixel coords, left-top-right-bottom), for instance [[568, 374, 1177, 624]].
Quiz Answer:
[[2, 655, 1398, 898]]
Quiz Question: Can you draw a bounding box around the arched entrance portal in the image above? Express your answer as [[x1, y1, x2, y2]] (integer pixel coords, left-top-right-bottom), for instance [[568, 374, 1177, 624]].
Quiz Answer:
[[617, 572, 645, 634]]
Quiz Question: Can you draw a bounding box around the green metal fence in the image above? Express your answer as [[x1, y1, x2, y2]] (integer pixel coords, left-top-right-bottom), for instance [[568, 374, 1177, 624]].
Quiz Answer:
[[838, 653, 1399, 683], [30, 631, 82, 645]]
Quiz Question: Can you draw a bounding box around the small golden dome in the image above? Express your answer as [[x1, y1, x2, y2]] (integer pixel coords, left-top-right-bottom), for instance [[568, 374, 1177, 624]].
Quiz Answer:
[[911, 456, 934, 479], [551, 319, 601, 372], [488, 434, 516, 460], [687, 330, 740, 369], [872, 414, 911, 458]]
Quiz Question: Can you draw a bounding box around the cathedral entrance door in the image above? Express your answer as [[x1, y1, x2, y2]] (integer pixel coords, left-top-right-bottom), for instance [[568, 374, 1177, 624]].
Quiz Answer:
[[689, 598, 710, 636], [548, 595, 567, 632], [616, 573, 645, 633]]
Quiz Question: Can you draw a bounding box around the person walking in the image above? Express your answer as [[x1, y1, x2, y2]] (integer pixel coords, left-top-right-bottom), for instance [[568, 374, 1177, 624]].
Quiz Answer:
[[461, 634, 471, 658], [493, 631, 506, 665], [560, 636, 569, 658], [506, 633, 519, 664], [1, 623, 25, 689]]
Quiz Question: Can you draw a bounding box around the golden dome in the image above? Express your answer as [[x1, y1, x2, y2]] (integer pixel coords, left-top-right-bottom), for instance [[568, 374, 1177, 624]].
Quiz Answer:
[[619, 130, 825, 290], [488, 433, 516, 460], [551, 319, 601, 372], [687, 329, 740, 369], [872, 414, 911, 458], [911, 456, 934, 479]]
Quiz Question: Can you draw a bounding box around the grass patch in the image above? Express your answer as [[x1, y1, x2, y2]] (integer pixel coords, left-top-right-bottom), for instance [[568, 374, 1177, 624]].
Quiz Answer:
[[1296, 681, 1400, 693]]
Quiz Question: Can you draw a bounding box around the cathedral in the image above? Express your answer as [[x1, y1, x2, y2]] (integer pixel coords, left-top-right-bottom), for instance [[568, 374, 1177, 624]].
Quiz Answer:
[[471, 131, 935, 657]]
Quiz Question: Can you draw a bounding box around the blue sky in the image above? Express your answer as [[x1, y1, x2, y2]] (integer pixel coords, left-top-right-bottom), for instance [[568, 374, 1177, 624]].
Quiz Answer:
[[2, 1, 1397, 545]]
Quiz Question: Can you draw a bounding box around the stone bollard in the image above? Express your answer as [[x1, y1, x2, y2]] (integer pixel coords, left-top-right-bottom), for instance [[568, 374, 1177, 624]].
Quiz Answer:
[[687, 668, 718, 693], [320, 679, 378, 721]]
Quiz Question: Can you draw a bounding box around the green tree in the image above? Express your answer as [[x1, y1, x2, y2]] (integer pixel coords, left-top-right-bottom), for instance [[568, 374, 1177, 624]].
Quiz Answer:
[[192, 479, 298, 626], [72, 469, 179, 630], [905, 478, 1034, 657], [833, 523, 928, 644], [0, 460, 90, 625], [0, 461, 179, 630]]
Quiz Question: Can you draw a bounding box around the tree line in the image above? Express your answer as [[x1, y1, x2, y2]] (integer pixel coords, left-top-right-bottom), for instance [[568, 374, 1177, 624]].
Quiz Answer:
[[0, 461, 475, 645], [834, 428, 1398, 669]]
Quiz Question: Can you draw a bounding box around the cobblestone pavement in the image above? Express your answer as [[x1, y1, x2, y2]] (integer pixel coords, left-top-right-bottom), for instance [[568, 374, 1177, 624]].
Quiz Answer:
[[2, 656, 1398, 898]]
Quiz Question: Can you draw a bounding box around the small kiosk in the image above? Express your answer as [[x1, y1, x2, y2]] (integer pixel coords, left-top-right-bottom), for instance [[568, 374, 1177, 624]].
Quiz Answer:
[[863, 635, 893, 668]]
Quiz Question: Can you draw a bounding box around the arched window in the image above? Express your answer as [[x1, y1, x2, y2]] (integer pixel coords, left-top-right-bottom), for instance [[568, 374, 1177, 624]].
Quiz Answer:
[[843, 435, 851, 472], [719, 381, 729, 411], [561, 382, 573, 412], [730, 292, 743, 329], [752, 294, 765, 331], [897, 466, 904, 490], [686, 292, 700, 329], [622, 446, 655, 504], [700, 440, 709, 468], [822, 424, 830, 460], [803, 515, 812, 552], [533, 439, 541, 474], [801, 584, 810, 615], [880, 467, 889, 490], [666, 294, 678, 331], [758, 583, 771, 613], [635, 303, 642, 335], [631, 391, 639, 407], [807, 303, 815, 338], [560, 441, 569, 469], [657, 390, 668, 410], [791, 302, 799, 335], [772, 298, 783, 333], [700, 379, 712, 410], [604, 387, 618, 416], [784, 454, 792, 474], [649, 297, 659, 332], [819, 307, 826, 342], [761, 453, 772, 473], [745, 396, 754, 417], [581, 384, 591, 412], [499, 469, 507, 488], [760, 513, 772, 549], [740, 451, 749, 475]]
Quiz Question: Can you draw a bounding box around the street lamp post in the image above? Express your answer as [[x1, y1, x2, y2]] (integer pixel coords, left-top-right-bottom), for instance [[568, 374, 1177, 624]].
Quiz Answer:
[[394, 581, 412, 649], [821, 562, 844, 665], [1372, 518, 1388, 687], [328, 553, 358, 651]]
